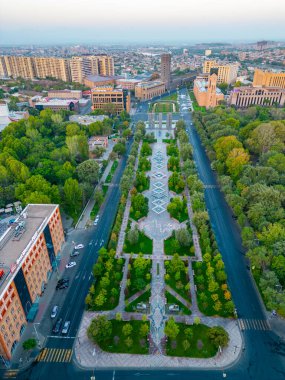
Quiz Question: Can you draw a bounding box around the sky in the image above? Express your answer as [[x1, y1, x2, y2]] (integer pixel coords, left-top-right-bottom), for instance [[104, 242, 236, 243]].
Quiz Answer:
[[0, 0, 284, 45]]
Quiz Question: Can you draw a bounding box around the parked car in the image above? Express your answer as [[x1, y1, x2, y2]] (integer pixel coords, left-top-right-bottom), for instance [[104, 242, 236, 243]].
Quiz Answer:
[[56, 278, 69, 290], [70, 251, 79, 257], [52, 318, 63, 334], [66, 261, 76, 269], [74, 244, 84, 249], [50, 305, 59, 319], [62, 321, 70, 335]]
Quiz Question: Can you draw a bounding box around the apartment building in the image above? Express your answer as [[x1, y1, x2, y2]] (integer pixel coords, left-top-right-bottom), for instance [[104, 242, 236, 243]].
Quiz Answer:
[[229, 86, 285, 108], [0, 55, 114, 84], [33, 57, 71, 82], [160, 53, 171, 90], [97, 55, 115, 77], [253, 69, 285, 89], [0, 204, 64, 362], [203, 60, 238, 84], [135, 81, 166, 100], [70, 56, 99, 83], [193, 74, 224, 108], [91, 86, 130, 114]]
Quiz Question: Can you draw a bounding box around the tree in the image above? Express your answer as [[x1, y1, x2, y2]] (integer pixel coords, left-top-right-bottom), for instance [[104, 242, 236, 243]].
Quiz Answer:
[[122, 323, 133, 336], [76, 159, 100, 185], [124, 336, 133, 348], [184, 328, 193, 340], [180, 143, 192, 161], [164, 317, 180, 340], [66, 135, 89, 161], [226, 148, 250, 178], [175, 228, 192, 247], [63, 178, 83, 215], [87, 316, 112, 343], [214, 136, 242, 163], [182, 339, 190, 351], [207, 326, 229, 348], [22, 338, 37, 351], [94, 187, 104, 206], [66, 123, 80, 137], [127, 226, 139, 245], [113, 142, 126, 156], [139, 323, 149, 337]]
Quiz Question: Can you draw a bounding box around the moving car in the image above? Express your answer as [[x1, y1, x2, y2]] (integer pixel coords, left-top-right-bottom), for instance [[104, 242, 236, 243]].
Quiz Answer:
[[52, 318, 63, 334], [50, 305, 59, 319], [62, 321, 71, 335], [56, 278, 69, 290], [66, 261, 76, 269], [70, 251, 79, 257], [74, 244, 84, 249]]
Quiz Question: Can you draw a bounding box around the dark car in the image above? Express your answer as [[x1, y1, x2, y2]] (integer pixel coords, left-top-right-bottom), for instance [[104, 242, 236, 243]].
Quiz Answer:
[[52, 318, 63, 334], [56, 278, 69, 290]]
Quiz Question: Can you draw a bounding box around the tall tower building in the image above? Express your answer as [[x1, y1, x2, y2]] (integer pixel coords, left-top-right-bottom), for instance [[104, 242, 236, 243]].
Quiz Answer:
[[160, 53, 171, 90], [97, 55, 115, 76]]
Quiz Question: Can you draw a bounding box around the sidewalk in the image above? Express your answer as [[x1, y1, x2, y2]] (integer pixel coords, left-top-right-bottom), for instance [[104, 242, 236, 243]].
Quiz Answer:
[[76, 160, 114, 229]]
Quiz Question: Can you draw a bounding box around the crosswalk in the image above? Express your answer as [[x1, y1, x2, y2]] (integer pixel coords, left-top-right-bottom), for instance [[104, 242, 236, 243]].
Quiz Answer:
[[237, 319, 270, 331], [3, 370, 18, 378], [36, 348, 73, 363]]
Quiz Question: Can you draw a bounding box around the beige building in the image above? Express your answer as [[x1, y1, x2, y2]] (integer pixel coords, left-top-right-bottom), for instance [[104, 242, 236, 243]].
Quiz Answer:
[[229, 86, 285, 108], [70, 56, 99, 83], [48, 90, 82, 99], [84, 75, 116, 88], [0, 204, 64, 361], [193, 74, 224, 109], [203, 60, 238, 84], [97, 55, 114, 77], [88, 136, 109, 157], [0, 55, 114, 84], [91, 86, 130, 114], [135, 81, 166, 100], [160, 53, 171, 90], [116, 79, 141, 90], [253, 69, 285, 89]]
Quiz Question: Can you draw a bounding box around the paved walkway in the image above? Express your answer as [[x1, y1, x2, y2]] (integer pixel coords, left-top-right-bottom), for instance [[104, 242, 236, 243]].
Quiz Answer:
[[188, 258, 203, 316], [126, 285, 151, 304], [74, 311, 242, 369], [165, 284, 191, 309], [116, 142, 142, 256]]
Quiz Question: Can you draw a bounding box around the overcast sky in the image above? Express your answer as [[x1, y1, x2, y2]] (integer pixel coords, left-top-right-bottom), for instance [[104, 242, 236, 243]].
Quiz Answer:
[[0, 0, 284, 45]]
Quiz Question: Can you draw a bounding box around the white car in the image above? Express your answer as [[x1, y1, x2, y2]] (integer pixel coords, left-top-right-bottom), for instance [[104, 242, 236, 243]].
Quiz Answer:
[[62, 321, 70, 335], [66, 261, 76, 269], [50, 305, 59, 319], [74, 244, 84, 249]]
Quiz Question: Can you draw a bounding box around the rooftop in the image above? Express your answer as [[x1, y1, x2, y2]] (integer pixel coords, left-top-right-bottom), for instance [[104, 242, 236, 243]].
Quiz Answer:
[[69, 114, 108, 125], [136, 81, 165, 88], [35, 98, 79, 106], [85, 75, 118, 82], [0, 204, 58, 296]]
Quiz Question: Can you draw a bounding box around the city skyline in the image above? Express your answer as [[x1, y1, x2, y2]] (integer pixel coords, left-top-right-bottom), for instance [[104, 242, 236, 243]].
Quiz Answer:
[[0, 0, 285, 44]]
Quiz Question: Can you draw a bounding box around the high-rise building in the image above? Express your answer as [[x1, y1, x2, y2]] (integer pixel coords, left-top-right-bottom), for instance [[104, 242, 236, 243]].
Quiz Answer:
[[33, 57, 71, 82], [0, 55, 114, 84], [70, 56, 99, 83], [205, 49, 212, 57], [0, 204, 65, 361], [203, 60, 238, 84], [97, 55, 115, 77], [91, 86, 130, 114], [160, 53, 171, 90], [253, 69, 285, 89], [193, 74, 224, 108]]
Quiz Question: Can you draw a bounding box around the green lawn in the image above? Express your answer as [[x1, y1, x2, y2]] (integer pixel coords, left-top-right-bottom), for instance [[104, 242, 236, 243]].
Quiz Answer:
[[125, 289, 151, 312], [152, 101, 178, 113], [165, 291, 191, 315], [166, 323, 218, 358], [124, 230, 153, 254], [105, 160, 118, 183], [164, 234, 194, 256], [165, 261, 191, 302], [163, 139, 176, 144], [96, 320, 149, 355], [163, 93, 178, 101]]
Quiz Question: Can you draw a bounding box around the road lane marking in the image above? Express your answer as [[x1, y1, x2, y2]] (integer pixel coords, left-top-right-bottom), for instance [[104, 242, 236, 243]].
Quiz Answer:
[[37, 348, 73, 363]]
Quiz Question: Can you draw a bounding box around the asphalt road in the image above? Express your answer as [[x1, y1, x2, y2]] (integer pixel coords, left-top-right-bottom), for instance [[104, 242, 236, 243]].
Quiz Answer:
[[7, 89, 285, 380]]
